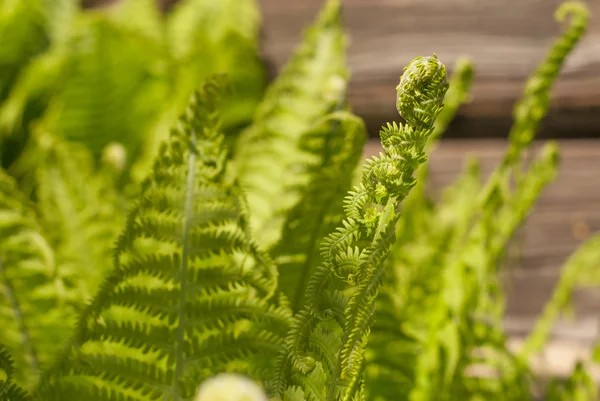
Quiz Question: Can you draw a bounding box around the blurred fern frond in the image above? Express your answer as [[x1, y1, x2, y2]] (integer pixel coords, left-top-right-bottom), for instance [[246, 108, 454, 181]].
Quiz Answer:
[[234, 0, 350, 251]]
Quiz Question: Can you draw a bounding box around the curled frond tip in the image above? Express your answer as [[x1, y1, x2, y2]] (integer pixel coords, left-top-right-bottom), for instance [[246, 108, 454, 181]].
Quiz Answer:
[[396, 54, 449, 129]]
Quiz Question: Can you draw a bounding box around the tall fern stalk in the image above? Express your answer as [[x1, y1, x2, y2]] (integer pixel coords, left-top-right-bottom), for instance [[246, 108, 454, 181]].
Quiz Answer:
[[270, 55, 449, 401]]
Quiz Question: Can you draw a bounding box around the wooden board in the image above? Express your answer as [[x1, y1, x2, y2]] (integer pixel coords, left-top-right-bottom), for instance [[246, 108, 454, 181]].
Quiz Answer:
[[364, 138, 600, 322], [258, 0, 600, 138]]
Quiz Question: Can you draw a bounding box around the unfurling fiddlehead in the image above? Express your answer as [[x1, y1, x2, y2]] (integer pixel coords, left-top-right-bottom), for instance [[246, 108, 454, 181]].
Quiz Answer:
[[271, 55, 448, 401], [506, 0, 588, 165]]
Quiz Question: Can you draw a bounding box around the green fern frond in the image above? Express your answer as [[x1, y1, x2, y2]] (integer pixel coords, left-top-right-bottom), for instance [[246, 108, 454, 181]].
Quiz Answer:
[[0, 383, 33, 401], [42, 13, 167, 162], [0, 0, 78, 162], [165, 0, 266, 136], [0, 46, 68, 143], [545, 362, 597, 401], [234, 0, 349, 250], [271, 55, 449, 401], [8, 128, 126, 307], [368, 139, 558, 401], [520, 233, 600, 360], [395, 57, 475, 251], [38, 76, 292, 401], [132, 0, 267, 182], [167, 0, 265, 131], [363, 1, 588, 392], [506, 0, 588, 166], [0, 170, 74, 390]]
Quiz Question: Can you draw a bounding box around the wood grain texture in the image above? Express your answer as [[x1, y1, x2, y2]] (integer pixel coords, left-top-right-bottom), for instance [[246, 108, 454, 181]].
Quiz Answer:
[[258, 0, 600, 138], [363, 138, 600, 321]]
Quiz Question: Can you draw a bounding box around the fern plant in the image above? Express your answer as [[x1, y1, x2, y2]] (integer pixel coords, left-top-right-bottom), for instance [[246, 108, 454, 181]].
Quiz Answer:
[[0, 0, 267, 180], [0, 0, 599, 400]]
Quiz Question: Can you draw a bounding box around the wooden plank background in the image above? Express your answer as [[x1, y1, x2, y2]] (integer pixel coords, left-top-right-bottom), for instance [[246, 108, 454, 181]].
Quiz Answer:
[[258, 0, 600, 138]]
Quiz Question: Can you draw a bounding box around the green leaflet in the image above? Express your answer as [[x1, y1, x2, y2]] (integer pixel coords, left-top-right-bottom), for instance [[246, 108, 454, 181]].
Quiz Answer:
[[0, 106, 125, 393], [9, 127, 126, 307], [0, 1, 166, 169], [166, 0, 266, 121], [37, 76, 292, 401], [502, 0, 588, 169], [234, 0, 349, 250]]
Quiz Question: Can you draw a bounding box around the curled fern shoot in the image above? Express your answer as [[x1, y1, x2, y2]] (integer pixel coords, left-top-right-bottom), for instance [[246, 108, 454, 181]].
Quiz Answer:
[[506, 0, 588, 166], [38, 76, 292, 401], [363, 2, 589, 396], [272, 55, 448, 401]]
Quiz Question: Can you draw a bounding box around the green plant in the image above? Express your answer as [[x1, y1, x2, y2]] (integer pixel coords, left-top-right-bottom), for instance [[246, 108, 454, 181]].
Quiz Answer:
[[0, 0, 599, 400], [0, 0, 266, 180]]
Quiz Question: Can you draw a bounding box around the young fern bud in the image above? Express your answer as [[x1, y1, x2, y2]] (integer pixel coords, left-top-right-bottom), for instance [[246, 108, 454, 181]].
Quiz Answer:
[[396, 54, 448, 130], [507, 0, 588, 161]]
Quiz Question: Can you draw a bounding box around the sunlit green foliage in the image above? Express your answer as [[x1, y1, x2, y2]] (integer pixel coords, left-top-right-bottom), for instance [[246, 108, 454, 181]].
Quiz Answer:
[[0, 0, 266, 178], [0, 0, 597, 400]]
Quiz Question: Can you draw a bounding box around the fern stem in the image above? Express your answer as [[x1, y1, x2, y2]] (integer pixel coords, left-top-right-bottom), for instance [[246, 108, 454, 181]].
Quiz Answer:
[[0, 257, 39, 382], [173, 128, 197, 399]]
